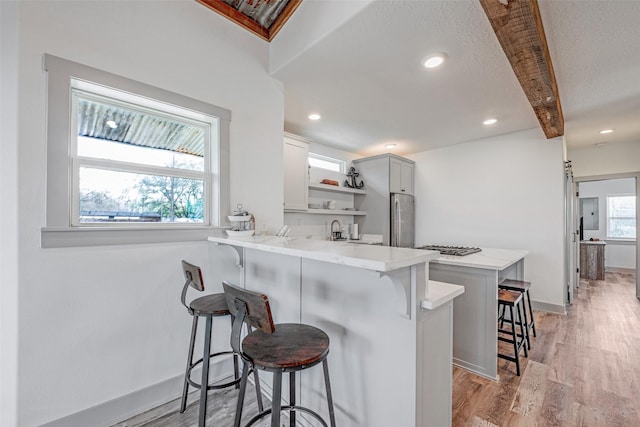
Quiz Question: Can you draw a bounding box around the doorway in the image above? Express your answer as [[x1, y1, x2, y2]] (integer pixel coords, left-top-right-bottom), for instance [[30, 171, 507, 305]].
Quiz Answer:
[[572, 173, 639, 300]]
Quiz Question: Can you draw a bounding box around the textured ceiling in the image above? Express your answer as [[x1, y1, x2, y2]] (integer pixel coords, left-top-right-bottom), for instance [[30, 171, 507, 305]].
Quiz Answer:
[[272, 0, 640, 155]]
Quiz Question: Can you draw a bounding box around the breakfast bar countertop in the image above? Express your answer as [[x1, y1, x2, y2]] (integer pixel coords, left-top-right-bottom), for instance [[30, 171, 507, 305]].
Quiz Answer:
[[430, 247, 529, 270], [208, 234, 439, 272]]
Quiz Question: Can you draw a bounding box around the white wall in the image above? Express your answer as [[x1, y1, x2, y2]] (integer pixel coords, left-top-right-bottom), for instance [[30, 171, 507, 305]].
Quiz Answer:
[[579, 179, 636, 269], [569, 141, 640, 177], [12, 1, 284, 426], [1, 1, 20, 425], [408, 128, 566, 309]]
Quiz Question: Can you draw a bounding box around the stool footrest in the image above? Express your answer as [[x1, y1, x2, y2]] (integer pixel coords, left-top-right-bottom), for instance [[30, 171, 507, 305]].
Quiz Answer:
[[186, 350, 241, 391], [245, 405, 330, 427]]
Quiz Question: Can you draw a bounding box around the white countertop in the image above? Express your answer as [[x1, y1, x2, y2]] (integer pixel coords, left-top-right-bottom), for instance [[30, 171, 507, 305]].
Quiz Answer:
[[421, 280, 465, 310], [580, 240, 606, 245], [430, 247, 528, 270], [208, 235, 439, 272]]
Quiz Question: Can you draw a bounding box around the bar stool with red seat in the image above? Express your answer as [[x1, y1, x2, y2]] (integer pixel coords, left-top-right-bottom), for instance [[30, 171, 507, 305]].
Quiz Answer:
[[223, 280, 336, 427]]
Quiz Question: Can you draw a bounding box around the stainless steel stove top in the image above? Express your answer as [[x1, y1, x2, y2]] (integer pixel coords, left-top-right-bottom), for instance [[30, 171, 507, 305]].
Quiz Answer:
[[417, 245, 482, 256]]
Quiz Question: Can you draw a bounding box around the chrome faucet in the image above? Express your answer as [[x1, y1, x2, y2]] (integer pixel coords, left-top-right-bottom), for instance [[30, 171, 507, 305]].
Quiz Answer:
[[330, 219, 342, 241]]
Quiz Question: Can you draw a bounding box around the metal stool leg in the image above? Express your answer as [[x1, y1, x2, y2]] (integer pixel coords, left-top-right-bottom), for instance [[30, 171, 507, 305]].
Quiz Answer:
[[526, 289, 537, 337], [181, 315, 199, 413], [508, 306, 520, 376], [289, 372, 296, 427], [323, 359, 337, 427], [271, 372, 283, 427], [230, 316, 240, 390], [517, 302, 528, 358], [199, 316, 212, 427], [234, 361, 250, 427], [519, 295, 531, 350]]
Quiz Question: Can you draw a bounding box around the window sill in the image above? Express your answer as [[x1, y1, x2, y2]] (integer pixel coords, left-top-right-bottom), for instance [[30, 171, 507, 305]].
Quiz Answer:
[[41, 226, 228, 248]]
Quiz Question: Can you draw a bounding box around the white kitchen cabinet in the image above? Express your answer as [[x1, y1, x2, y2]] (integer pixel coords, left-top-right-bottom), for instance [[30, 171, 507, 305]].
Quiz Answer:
[[283, 136, 309, 210], [390, 157, 414, 195]]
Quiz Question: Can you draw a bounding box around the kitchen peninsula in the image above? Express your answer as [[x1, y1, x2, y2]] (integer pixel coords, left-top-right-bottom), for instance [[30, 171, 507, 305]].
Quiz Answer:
[[208, 234, 463, 427], [428, 248, 528, 380]]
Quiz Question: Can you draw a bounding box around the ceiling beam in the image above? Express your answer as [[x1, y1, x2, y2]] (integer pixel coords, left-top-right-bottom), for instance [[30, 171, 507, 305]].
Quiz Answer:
[[479, 0, 564, 139]]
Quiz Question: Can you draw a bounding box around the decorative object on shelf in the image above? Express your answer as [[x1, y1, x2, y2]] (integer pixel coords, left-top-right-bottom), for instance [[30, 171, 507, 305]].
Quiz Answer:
[[344, 166, 364, 189], [227, 203, 255, 236], [320, 179, 339, 186]]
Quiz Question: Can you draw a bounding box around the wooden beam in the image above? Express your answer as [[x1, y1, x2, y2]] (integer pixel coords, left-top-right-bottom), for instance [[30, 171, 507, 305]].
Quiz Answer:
[[196, 0, 270, 41], [479, 0, 564, 139], [196, 0, 301, 42]]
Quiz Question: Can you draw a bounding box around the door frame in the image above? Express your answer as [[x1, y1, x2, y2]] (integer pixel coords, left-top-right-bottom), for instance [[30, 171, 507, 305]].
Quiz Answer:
[[574, 172, 640, 299]]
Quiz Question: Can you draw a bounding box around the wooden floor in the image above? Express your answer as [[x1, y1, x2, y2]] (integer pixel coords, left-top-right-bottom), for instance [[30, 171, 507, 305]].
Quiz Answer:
[[118, 271, 639, 427], [113, 381, 271, 427], [452, 271, 640, 427]]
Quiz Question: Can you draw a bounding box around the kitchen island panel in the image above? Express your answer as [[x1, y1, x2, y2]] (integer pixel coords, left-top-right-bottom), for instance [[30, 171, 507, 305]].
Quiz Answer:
[[429, 264, 499, 380], [299, 259, 417, 427]]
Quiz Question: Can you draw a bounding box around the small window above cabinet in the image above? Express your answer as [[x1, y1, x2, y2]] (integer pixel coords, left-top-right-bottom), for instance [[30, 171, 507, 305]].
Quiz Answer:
[[389, 157, 414, 195], [283, 136, 309, 211]]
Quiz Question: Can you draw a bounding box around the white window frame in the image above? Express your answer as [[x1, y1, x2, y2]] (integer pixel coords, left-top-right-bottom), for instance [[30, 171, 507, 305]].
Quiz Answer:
[[42, 54, 231, 247], [606, 194, 636, 241], [308, 152, 346, 173]]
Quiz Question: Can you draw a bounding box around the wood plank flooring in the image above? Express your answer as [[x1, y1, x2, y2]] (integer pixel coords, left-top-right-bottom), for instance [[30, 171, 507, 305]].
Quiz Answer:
[[118, 271, 639, 427], [453, 271, 640, 427], [113, 381, 272, 427]]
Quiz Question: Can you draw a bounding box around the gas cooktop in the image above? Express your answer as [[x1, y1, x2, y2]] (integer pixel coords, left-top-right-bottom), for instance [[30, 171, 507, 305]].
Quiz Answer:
[[417, 245, 482, 256]]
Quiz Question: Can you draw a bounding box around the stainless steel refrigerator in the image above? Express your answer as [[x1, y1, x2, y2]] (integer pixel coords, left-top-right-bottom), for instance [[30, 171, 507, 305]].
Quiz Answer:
[[390, 193, 415, 247]]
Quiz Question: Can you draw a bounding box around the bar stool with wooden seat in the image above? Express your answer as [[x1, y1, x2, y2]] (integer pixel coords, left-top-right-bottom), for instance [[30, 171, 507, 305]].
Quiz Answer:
[[499, 279, 536, 349], [180, 261, 263, 427], [223, 281, 337, 427], [497, 289, 529, 376]]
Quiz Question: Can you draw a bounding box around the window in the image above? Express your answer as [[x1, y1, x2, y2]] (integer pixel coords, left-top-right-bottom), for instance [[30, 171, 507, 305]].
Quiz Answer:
[[606, 195, 636, 240], [308, 153, 345, 173], [71, 80, 213, 226], [42, 54, 230, 247]]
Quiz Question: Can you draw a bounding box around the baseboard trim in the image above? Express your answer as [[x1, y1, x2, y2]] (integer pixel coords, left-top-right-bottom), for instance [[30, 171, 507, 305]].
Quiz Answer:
[[40, 358, 234, 427], [605, 267, 636, 273], [531, 300, 566, 314]]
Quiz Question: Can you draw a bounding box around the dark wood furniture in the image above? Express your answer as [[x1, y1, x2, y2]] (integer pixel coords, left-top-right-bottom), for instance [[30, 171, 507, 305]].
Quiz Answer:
[[180, 261, 263, 427], [499, 279, 536, 349], [580, 241, 606, 280], [497, 289, 528, 376], [223, 281, 336, 427]]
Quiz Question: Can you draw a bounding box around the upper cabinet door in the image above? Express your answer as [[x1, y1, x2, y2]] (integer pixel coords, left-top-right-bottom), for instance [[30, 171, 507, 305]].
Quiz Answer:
[[400, 161, 414, 195], [283, 137, 309, 210], [390, 157, 414, 195]]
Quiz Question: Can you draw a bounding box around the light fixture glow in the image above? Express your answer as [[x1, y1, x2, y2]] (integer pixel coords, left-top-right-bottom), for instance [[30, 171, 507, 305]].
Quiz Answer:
[[599, 129, 614, 134], [308, 113, 321, 121], [384, 144, 396, 149], [483, 118, 498, 125], [595, 142, 608, 147], [423, 53, 447, 69], [106, 120, 118, 129]]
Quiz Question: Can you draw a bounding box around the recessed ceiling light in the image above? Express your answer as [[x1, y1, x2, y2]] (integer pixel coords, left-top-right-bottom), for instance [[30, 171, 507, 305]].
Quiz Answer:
[[599, 129, 614, 134], [308, 113, 321, 121], [384, 144, 396, 149], [423, 53, 447, 69], [483, 118, 498, 125], [106, 120, 118, 129]]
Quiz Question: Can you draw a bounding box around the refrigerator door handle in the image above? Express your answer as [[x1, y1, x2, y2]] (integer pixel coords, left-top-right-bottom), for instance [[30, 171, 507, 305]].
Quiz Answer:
[[395, 198, 400, 247]]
